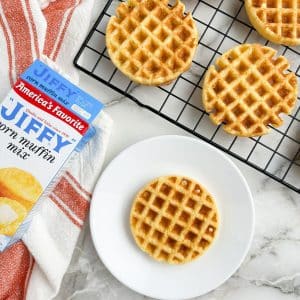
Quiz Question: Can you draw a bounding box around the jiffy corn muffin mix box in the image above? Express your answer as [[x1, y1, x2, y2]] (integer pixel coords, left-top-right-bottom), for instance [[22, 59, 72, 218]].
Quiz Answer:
[[0, 60, 103, 251]]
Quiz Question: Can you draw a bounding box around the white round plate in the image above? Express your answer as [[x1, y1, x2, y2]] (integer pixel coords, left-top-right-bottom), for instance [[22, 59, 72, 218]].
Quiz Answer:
[[90, 135, 254, 300]]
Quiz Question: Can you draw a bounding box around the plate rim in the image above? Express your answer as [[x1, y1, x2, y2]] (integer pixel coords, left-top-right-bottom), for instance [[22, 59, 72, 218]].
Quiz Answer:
[[90, 135, 255, 300]]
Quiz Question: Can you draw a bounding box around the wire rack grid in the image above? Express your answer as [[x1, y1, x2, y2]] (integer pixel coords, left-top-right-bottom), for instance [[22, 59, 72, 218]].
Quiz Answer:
[[74, 0, 300, 193]]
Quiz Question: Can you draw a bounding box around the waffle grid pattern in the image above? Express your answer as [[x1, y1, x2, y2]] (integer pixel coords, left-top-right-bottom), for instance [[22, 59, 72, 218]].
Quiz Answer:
[[130, 176, 218, 264], [245, 0, 300, 45], [74, 0, 300, 193], [203, 44, 297, 137], [106, 0, 198, 85]]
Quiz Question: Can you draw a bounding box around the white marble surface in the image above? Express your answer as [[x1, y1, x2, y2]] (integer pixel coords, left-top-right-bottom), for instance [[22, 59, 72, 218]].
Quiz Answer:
[[54, 71, 300, 300], [55, 1, 300, 299]]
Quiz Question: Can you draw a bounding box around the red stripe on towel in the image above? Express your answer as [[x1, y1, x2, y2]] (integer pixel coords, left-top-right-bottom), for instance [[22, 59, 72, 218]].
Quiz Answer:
[[0, 7, 14, 86], [43, 0, 81, 60], [25, 0, 40, 59], [66, 171, 92, 198], [53, 176, 90, 222], [0, 242, 34, 300], [52, 0, 82, 61], [1, 0, 34, 76], [22, 256, 34, 300], [49, 193, 83, 228]]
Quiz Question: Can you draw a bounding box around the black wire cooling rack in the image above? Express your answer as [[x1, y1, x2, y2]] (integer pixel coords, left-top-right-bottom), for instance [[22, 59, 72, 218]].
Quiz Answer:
[[74, 0, 300, 193]]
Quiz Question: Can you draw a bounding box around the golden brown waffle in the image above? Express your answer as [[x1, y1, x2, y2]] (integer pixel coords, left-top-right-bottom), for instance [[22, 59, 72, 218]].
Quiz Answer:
[[130, 175, 218, 264], [245, 0, 300, 46], [106, 0, 198, 86], [202, 44, 298, 137]]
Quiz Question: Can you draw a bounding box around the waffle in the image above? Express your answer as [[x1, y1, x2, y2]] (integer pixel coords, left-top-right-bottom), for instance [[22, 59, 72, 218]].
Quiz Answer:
[[130, 175, 218, 264], [245, 0, 300, 46], [202, 44, 297, 137], [106, 0, 198, 86]]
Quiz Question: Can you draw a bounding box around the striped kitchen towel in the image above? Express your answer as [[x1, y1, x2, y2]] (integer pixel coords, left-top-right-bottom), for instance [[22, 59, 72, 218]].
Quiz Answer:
[[0, 1, 112, 299]]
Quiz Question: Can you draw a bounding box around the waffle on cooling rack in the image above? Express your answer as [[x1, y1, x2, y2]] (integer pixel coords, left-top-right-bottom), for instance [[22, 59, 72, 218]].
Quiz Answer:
[[245, 0, 300, 46], [202, 44, 297, 137], [106, 0, 198, 85]]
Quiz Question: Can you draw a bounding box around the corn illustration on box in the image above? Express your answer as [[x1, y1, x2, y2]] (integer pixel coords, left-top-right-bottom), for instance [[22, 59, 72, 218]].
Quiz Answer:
[[0, 60, 103, 251]]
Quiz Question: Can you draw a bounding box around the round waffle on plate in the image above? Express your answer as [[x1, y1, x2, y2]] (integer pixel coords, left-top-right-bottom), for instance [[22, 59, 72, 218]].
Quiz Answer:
[[90, 135, 255, 299], [202, 44, 297, 137], [130, 175, 218, 264], [106, 0, 198, 85]]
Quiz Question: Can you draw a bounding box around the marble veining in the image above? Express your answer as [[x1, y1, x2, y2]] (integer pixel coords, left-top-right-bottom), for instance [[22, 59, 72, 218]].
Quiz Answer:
[[55, 0, 300, 299], [53, 97, 300, 300]]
